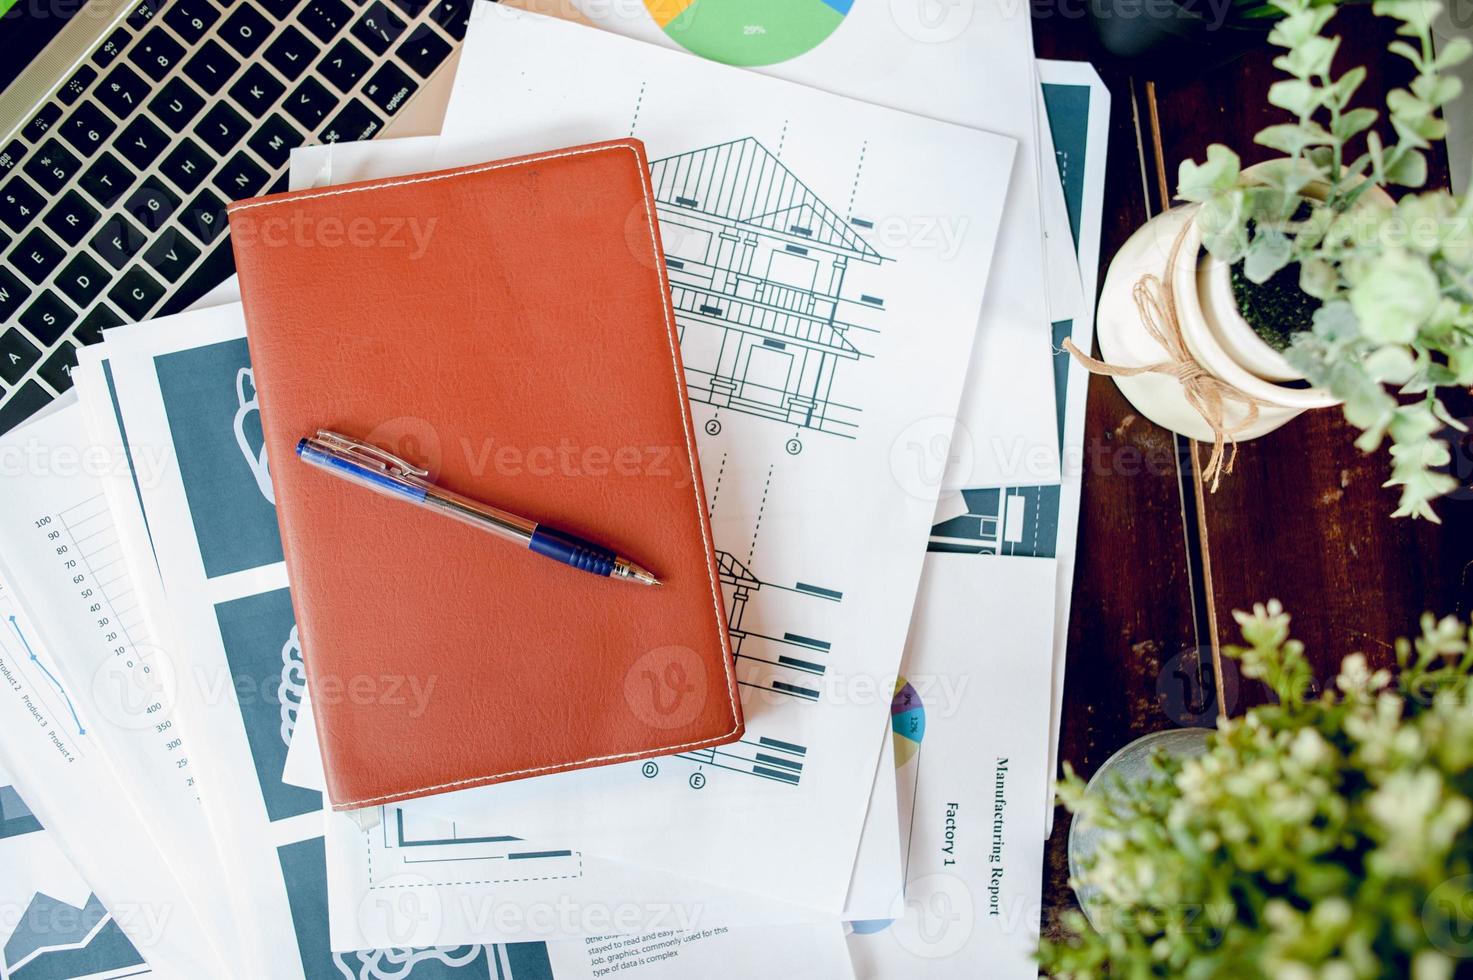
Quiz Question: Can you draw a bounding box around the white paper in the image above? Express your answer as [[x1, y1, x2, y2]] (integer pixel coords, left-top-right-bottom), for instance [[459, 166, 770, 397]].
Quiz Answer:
[[543, 0, 1061, 489], [0, 758, 156, 979], [546, 920, 854, 980], [0, 449, 232, 977], [840, 722, 903, 922], [420, 6, 1014, 914], [846, 555, 1055, 978], [1037, 61, 1110, 833]]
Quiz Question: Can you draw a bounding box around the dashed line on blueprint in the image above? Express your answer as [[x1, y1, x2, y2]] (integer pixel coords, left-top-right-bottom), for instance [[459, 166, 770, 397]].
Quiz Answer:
[[846, 141, 868, 220], [708, 451, 729, 519], [629, 81, 647, 135], [746, 465, 775, 565]]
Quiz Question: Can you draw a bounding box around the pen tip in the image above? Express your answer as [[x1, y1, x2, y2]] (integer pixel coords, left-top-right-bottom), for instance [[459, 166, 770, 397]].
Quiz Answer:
[[615, 558, 662, 587]]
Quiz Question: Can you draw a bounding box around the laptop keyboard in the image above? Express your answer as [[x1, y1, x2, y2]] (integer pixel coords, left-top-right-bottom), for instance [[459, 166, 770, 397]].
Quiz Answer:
[[0, 0, 472, 434]]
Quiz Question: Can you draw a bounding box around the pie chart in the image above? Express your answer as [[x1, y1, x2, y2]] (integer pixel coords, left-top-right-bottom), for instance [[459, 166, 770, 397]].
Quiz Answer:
[[891, 678, 926, 768], [644, 0, 855, 67]]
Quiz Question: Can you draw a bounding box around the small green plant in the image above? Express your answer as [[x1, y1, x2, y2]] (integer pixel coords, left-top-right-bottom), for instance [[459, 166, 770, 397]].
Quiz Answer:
[[1039, 603, 1473, 978], [1176, 0, 1473, 520]]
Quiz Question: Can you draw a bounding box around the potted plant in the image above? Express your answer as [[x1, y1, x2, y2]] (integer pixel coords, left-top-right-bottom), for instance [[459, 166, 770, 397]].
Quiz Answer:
[[1089, 0, 1473, 518], [1044, 602, 1473, 978]]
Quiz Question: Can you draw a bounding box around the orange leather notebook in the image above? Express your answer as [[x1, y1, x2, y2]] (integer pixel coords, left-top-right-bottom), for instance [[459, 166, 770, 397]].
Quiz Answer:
[[227, 139, 741, 810]]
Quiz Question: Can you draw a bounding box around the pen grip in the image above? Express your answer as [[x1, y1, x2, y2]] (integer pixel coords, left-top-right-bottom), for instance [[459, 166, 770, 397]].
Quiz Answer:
[[529, 525, 618, 578]]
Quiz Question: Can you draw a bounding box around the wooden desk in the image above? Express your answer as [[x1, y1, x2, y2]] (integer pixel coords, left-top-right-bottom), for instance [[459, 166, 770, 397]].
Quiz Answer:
[[1032, 8, 1473, 934]]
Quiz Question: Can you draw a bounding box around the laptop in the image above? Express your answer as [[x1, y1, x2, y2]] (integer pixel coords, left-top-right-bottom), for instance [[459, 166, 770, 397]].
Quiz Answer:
[[0, 0, 471, 433]]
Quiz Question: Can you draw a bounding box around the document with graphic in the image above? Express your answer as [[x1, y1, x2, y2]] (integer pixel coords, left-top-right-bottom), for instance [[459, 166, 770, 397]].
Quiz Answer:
[[0, 758, 155, 980], [418, 6, 1014, 914], [523, 0, 1061, 489], [847, 555, 1055, 979]]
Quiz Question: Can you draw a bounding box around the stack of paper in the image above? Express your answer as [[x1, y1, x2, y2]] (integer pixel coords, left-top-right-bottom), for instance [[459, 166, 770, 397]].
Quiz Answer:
[[0, 5, 1107, 978]]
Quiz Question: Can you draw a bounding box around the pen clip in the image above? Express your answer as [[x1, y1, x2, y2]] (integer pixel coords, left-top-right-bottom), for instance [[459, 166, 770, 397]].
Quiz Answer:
[[314, 430, 430, 478]]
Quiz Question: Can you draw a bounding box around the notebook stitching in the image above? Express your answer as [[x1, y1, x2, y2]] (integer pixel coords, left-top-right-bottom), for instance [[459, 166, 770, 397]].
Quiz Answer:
[[231, 142, 742, 807]]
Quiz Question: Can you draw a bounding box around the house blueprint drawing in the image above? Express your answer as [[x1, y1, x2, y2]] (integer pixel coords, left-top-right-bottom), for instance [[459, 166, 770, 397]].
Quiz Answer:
[[422, 7, 1018, 914], [653, 138, 887, 447]]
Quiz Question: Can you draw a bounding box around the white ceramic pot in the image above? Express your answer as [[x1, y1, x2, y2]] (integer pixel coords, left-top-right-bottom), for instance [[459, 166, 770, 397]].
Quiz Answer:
[[1095, 206, 1340, 443]]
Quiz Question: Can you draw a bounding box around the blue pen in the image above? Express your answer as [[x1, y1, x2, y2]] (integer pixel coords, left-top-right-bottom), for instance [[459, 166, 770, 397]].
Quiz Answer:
[[296, 430, 661, 586]]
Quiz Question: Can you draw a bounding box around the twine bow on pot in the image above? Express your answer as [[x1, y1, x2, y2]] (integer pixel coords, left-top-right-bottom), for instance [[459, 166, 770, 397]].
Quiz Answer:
[[1064, 225, 1273, 492]]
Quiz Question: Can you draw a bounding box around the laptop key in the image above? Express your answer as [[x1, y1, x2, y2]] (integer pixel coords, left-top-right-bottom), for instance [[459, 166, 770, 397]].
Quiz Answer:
[[108, 266, 167, 320], [264, 25, 316, 80], [160, 138, 215, 194], [179, 189, 228, 245], [351, 0, 406, 54], [125, 0, 168, 30], [247, 113, 303, 168], [149, 77, 207, 132], [117, 115, 169, 169], [131, 26, 187, 81], [143, 231, 203, 282], [362, 61, 416, 116], [396, 27, 451, 79], [196, 101, 250, 154], [13, 228, 65, 285], [0, 141, 23, 175], [74, 305, 124, 346], [94, 27, 133, 69], [97, 64, 150, 119], [19, 291, 77, 346], [22, 104, 61, 143], [0, 270, 32, 323], [319, 38, 370, 93], [79, 151, 138, 207], [60, 102, 118, 158], [0, 176, 44, 231], [59, 65, 98, 106], [164, 0, 222, 44], [183, 39, 241, 91], [229, 64, 285, 117], [0, 326, 42, 383], [42, 190, 101, 247], [0, 382, 55, 436], [24, 139, 81, 194], [322, 98, 381, 143], [299, 0, 352, 41], [38, 342, 80, 394], [56, 252, 109, 307], [122, 177, 182, 231], [212, 152, 269, 201], [429, 0, 471, 41], [284, 77, 335, 129], [90, 214, 149, 269], [219, 3, 272, 56]]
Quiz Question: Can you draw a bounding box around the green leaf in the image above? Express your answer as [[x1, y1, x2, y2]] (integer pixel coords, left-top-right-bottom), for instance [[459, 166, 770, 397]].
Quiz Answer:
[[1349, 250, 1439, 342], [1413, 72, 1463, 107], [1178, 145, 1242, 202], [1269, 78, 1324, 116], [1299, 258, 1340, 299], [1386, 148, 1429, 187], [1276, 35, 1341, 79], [1245, 229, 1294, 282], [1333, 107, 1379, 140], [1364, 346, 1417, 383], [1436, 36, 1473, 70], [1374, 0, 1438, 33], [1255, 123, 1333, 156], [1388, 39, 1425, 68]]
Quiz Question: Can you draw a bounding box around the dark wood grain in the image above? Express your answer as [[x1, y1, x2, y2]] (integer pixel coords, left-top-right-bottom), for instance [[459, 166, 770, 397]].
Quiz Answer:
[[1144, 6, 1473, 708], [1030, 4, 1473, 943]]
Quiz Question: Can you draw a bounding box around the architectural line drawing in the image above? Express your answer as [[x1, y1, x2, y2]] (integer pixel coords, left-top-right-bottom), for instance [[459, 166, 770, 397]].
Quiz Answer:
[[233, 367, 274, 505], [647, 549, 843, 790], [928, 485, 1062, 558], [649, 137, 888, 448]]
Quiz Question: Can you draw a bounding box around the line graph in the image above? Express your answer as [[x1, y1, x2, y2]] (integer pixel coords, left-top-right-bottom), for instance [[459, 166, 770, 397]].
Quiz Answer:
[[7, 614, 84, 735]]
